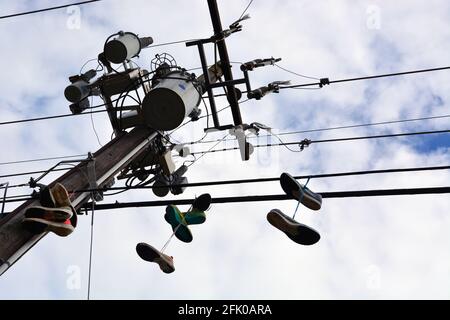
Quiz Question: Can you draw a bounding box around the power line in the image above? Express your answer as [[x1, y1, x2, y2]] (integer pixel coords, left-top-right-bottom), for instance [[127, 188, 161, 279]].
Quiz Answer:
[[2, 66, 449, 127], [0, 109, 106, 127], [2, 111, 446, 173], [0, 168, 69, 180], [84, 187, 450, 211], [0, 0, 102, 20], [5, 1, 103, 20], [146, 39, 199, 49], [5, 186, 450, 209], [190, 129, 450, 155], [274, 64, 320, 81], [1, 129, 448, 182], [71, 164, 450, 193], [0, 154, 86, 166], [282, 66, 450, 89], [4, 165, 449, 200], [238, 0, 254, 20], [182, 114, 450, 145]]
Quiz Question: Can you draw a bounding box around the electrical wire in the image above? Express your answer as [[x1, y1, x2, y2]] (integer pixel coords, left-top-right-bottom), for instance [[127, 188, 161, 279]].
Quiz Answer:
[[80, 58, 100, 75], [145, 39, 200, 49], [90, 96, 103, 147], [238, 0, 255, 21], [0, 154, 86, 166], [0, 109, 107, 127], [3, 66, 449, 127], [87, 198, 95, 300], [3, 165, 450, 203], [179, 113, 450, 145], [0, 0, 102, 20], [67, 165, 450, 194], [84, 186, 450, 211], [282, 66, 450, 89], [0, 168, 69, 180], [2, 112, 449, 176], [186, 134, 230, 168], [274, 64, 320, 81], [189, 129, 450, 155]]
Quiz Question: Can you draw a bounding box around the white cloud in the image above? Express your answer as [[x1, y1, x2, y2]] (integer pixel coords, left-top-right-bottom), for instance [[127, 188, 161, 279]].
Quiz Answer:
[[0, 0, 449, 299]]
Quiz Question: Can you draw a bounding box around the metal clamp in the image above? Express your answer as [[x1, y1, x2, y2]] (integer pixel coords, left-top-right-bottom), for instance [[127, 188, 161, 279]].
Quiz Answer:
[[87, 153, 104, 202]]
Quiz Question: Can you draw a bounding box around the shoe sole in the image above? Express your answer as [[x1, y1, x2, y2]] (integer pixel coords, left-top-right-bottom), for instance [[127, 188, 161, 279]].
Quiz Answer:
[[184, 209, 206, 225], [25, 206, 73, 221], [280, 173, 322, 211], [267, 210, 320, 246], [136, 243, 175, 274], [192, 194, 212, 212], [164, 206, 193, 243], [22, 218, 74, 237]]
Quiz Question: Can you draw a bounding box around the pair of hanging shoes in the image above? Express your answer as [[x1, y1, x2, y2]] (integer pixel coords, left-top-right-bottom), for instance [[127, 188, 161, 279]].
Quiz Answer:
[[137, 194, 212, 273], [268, 173, 321, 245], [22, 183, 78, 237], [164, 193, 211, 243]]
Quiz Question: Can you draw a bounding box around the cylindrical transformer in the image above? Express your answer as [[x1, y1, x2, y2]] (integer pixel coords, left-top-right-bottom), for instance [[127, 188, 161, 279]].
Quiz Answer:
[[142, 71, 201, 131], [104, 32, 142, 64], [64, 80, 90, 103]]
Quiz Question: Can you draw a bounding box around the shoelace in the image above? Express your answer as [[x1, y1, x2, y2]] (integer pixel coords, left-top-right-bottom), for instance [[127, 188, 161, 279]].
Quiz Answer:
[[292, 178, 310, 220]]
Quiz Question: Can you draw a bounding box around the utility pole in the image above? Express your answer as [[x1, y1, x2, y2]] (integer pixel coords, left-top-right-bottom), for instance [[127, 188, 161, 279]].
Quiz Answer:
[[0, 127, 157, 275]]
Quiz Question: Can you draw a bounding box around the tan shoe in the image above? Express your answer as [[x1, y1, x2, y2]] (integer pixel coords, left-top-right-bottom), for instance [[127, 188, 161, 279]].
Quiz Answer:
[[136, 243, 175, 274], [51, 183, 71, 207], [267, 209, 320, 245]]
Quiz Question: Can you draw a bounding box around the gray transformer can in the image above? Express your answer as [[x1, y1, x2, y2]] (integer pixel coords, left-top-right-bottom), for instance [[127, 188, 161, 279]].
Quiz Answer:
[[142, 71, 201, 131]]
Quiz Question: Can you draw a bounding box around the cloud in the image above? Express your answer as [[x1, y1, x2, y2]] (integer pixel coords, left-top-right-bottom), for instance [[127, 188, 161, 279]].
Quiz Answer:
[[0, 0, 449, 299]]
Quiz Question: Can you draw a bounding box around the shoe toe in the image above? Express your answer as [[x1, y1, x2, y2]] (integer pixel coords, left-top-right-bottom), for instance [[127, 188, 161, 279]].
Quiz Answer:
[[289, 224, 321, 246], [192, 194, 212, 211]]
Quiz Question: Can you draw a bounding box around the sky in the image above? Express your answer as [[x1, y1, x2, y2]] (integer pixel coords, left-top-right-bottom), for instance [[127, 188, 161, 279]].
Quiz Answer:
[[0, 0, 449, 299]]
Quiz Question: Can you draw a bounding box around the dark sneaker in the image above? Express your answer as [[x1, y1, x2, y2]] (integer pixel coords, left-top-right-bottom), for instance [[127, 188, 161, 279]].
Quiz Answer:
[[267, 209, 320, 245], [164, 205, 193, 243], [22, 217, 75, 237], [136, 243, 175, 274], [280, 173, 322, 211], [192, 193, 212, 212], [24, 205, 73, 222]]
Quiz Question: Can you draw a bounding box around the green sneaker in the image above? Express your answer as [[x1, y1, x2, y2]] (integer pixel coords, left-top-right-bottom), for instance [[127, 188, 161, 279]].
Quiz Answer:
[[184, 209, 206, 225], [164, 205, 193, 243]]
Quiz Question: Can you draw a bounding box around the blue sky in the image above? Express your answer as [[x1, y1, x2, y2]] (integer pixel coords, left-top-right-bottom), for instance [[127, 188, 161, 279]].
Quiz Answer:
[[0, 0, 449, 299]]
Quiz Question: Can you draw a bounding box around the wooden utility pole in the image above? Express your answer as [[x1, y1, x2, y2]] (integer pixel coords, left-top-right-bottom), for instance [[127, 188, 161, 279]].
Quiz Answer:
[[0, 126, 157, 276]]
